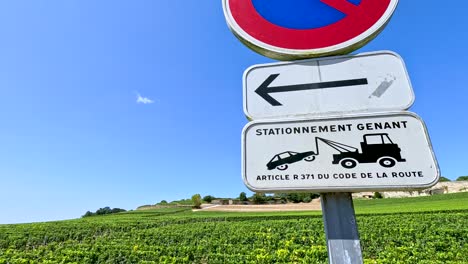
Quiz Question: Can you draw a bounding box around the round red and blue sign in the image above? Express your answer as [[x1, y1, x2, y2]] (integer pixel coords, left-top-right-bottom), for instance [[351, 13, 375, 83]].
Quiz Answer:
[[223, 0, 399, 60]]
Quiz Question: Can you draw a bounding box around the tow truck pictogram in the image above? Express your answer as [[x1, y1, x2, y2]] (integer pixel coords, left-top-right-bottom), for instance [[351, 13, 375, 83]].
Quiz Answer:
[[267, 133, 406, 170]]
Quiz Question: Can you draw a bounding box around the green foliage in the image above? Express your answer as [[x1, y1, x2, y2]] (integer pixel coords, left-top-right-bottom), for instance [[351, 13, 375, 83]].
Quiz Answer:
[[373, 192, 383, 199], [191, 194, 202, 209], [275, 193, 319, 203], [82, 207, 126, 218], [354, 192, 468, 214], [456, 176, 468, 181], [83, 211, 94, 217], [202, 195, 215, 203], [288, 193, 302, 203], [439, 176, 451, 182], [250, 193, 277, 204], [1, 193, 467, 263], [239, 192, 248, 202], [252, 193, 267, 204], [156, 198, 192, 206]]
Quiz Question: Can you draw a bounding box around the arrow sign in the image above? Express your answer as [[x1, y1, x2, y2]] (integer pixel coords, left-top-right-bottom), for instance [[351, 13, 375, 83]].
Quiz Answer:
[[256, 74, 368, 106], [243, 51, 415, 120]]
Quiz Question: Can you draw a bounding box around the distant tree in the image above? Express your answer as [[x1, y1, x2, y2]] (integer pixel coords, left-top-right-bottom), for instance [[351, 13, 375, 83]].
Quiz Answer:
[[439, 176, 451, 182], [96, 207, 112, 215], [374, 192, 383, 199], [456, 176, 468, 181], [191, 194, 202, 209], [83, 211, 94, 217], [111, 208, 126, 214], [202, 195, 214, 203], [274, 193, 288, 203], [287, 193, 302, 203], [264, 195, 274, 202], [273, 193, 318, 203], [309, 193, 320, 200], [239, 192, 248, 202], [159, 200, 168, 205], [252, 193, 266, 204], [82, 207, 126, 218]]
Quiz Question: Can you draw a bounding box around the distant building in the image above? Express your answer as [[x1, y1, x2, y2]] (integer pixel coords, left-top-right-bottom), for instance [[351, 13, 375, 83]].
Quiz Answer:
[[353, 181, 468, 198]]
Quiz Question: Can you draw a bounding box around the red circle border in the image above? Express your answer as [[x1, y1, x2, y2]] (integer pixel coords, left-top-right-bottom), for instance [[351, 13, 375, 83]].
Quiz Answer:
[[228, 0, 391, 50]]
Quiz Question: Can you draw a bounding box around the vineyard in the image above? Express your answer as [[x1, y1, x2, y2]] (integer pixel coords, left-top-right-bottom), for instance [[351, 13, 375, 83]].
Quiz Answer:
[[1, 193, 467, 263]]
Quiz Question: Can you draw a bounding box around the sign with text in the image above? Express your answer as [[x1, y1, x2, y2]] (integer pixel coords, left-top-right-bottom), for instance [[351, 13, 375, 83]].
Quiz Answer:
[[242, 112, 439, 192], [244, 51, 414, 120]]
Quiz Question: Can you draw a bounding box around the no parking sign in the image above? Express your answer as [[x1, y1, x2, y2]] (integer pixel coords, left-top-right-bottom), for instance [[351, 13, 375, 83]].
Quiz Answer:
[[224, 2, 441, 263], [223, 0, 399, 60]]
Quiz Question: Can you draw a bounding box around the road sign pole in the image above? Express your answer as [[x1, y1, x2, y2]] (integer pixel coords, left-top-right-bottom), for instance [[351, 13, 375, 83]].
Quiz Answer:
[[321, 193, 363, 264]]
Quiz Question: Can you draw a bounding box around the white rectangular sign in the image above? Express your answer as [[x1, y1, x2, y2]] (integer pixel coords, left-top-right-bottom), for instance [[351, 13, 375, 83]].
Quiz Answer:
[[242, 112, 439, 192], [243, 51, 414, 120]]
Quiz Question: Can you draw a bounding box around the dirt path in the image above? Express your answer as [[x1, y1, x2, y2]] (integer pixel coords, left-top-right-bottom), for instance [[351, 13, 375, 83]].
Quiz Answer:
[[199, 200, 322, 212]]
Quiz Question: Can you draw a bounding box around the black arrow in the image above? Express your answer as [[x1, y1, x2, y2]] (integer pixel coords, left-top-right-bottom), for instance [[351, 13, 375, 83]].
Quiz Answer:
[[255, 74, 369, 106]]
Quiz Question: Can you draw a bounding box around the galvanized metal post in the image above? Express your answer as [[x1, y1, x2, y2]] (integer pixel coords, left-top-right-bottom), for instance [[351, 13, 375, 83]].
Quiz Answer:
[[321, 193, 363, 264]]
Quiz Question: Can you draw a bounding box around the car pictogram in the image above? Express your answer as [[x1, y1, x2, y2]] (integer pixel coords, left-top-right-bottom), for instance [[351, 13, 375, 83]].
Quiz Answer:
[[267, 151, 316, 171], [266, 133, 406, 171]]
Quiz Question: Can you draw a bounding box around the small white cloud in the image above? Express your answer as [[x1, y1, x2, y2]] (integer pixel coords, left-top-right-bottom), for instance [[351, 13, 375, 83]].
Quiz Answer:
[[136, 93, 154, 105]]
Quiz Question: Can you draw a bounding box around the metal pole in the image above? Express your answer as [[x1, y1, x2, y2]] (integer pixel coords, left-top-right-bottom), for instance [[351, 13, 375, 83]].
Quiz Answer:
[[321, 193, 363, 264]]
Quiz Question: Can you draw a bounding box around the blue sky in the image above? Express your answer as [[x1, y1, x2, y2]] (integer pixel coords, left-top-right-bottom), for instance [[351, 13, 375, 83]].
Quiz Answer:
[[0, 1, 467, 224]]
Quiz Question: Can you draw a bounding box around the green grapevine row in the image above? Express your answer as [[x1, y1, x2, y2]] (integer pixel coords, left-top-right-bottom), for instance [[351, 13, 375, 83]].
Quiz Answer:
[[0, 209, 466, 263]]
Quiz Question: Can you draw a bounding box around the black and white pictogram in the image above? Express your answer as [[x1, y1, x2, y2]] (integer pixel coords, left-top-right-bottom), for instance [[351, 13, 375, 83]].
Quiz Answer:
[[267, 133, 406, 171]]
